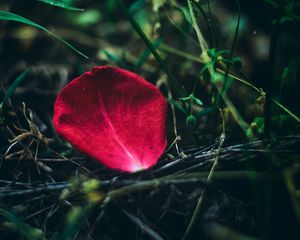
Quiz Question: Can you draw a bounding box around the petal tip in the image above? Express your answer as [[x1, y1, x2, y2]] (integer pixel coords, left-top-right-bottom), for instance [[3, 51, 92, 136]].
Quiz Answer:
[[129, 164, 145, 173]]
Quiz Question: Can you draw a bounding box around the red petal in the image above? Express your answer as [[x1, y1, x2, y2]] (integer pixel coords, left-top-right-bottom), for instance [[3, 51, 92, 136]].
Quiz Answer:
[[53, 66, 167, 172]]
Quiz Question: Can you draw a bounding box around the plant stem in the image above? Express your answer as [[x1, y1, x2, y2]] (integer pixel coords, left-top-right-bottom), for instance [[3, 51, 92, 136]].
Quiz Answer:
[[192, 0, 213, 48], [187, 0, 208, 54]]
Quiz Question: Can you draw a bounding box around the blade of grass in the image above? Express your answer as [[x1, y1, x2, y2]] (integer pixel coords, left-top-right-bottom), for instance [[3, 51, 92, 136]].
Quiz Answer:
[[0, 11, 88, 59], [129, 0, 147, 14], [37, 0, 84, 11], [117, 0, 184, 99], [273, 99, 300, 123], [0, 69, 30, 110]]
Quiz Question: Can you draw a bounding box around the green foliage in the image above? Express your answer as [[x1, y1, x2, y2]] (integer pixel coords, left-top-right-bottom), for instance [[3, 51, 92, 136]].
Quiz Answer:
[[180, 94, 203, 107], [197, 48, 234, 90], [0, 69, 30, 110], [0, 10, 88, 59], [59, 206, 84, 240], [168, 98, 187, 115], [246, 117, 264, 140], [37, 0, 84, 11], [0, 209, 44, 240], [129, 0, 148, 13], [117, 0, 185, 99], [71, 9, 102, 26], [273, 99, 300, 123], [134, 38, 162, 70], [186, 114, 197, 126], [101, 49, 123, 66], [179, 94, 203, 127], [172, 2, 192, 25], [58, 177, 103, 240], [0, 0, 300, 238]]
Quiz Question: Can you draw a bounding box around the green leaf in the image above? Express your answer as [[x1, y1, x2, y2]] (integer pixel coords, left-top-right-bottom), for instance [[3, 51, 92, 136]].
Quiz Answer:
[[71, 9, 102, 27], [60, 206, 85, 240], [0, 208, 44, 240], [168, 99, 187, 115], [186, 114, 197, 126], [1, 69, 30, 109], [0, 11, 88, 59], [193, 96, 203, 106], [179, 94, 203, 106], [129, 0, 148, 13], [37, 0, 84, 11]]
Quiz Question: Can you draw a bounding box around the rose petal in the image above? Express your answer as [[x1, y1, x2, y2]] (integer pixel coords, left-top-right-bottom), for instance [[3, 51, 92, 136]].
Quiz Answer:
[[53, 66, 167, 172]]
